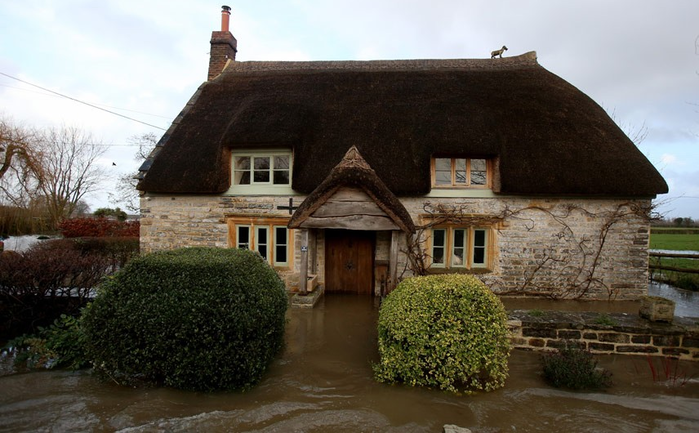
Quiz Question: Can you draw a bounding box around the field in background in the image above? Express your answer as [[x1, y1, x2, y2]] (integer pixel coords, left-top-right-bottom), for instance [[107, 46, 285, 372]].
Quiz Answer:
[[649, 230, 699, 291]]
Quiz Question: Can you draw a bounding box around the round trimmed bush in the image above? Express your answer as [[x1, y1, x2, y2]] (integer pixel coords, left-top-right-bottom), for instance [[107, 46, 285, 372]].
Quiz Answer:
[[374, 274, 510, 393], [82, 247, 288, 391]]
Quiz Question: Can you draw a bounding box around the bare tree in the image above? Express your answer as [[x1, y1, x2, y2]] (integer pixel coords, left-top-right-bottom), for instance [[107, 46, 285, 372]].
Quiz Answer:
[[0, 117, 45, 233], [0, 118, 41, 203], [109, 132, 158, 213], [1, 117, 35, 181], [35, 126, 107, 228]]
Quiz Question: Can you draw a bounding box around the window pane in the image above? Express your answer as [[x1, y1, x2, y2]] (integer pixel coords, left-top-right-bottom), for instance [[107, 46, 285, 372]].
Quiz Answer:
[[471, 172, 486, 185], [452, 247, 465, 266], [274, 227, 288, 265], [435, 158, 451, 171], [257, 228, 267, 244], [235, 156, 250, 170], [474, 229, 486, 247], [433, 247, 445, 264], [435, 158, 451, 186], [276, 245, 287, 264], [275, 227, 287, 245], [272, 155, 291, 185], [252, 157, 271, 183], [432, 229, 446, 266], [454, 229, 465, 247], [433, 229, 445, 247], [435, 170, 451, 185], [452, 229, 466, 267], [470, 159, 487, 185], [254, 157, 270, 170], [274, 155, 290, 170], [237, 226, 250, 249], [273, 170, 290, 185], [471, 159, 486, 172], [473, 247, 485, 264], [235, 171, 250, 185], [473, 229, 487, 266], [234, 157, 250, 185], [256, 227, 269, 260], [254, 170, 270, 183]]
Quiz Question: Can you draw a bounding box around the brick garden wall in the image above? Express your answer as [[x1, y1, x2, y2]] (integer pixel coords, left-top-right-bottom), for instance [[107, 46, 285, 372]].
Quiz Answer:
[[508, 310, 699, 361]]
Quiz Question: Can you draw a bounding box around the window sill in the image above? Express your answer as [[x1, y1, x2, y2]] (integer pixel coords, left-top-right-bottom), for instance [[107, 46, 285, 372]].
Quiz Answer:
[[427, 267, 492, 275]]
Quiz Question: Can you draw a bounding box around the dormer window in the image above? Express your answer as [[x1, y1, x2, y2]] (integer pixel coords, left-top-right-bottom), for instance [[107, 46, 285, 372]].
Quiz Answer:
[[229, 150, 294, 195], [432, 157, 490, 188], [234, 154, 291, 185]]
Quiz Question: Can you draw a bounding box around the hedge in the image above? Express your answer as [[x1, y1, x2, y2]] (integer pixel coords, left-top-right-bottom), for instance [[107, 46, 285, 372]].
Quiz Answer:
[[374, 274, 511, 393], [82, 247, 288, 391]]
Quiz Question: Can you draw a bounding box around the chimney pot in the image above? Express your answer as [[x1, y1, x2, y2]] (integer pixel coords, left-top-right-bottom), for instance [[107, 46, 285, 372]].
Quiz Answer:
[[221, 5, 231, 32], [208, 6, 237, 80]]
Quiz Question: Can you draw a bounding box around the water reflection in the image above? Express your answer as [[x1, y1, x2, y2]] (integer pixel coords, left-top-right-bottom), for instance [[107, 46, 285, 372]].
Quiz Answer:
[[649, 281, 699, 318], [1, 295, 698, 432]]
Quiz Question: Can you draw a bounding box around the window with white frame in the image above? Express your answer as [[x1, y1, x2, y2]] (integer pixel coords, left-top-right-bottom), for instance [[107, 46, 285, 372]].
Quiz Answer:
[[429, 226, 490, 269], [433, 157, 489, 188], [229, 218, 291, 267], [233, 153, 291, 186]]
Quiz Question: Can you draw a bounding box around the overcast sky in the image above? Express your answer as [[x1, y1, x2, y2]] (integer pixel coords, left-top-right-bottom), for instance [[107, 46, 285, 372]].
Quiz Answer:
[[1, 0, 698, 218]]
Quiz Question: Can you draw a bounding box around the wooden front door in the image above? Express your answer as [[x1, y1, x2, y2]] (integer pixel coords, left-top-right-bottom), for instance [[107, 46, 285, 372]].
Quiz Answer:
[[325, 230, 375, 295]]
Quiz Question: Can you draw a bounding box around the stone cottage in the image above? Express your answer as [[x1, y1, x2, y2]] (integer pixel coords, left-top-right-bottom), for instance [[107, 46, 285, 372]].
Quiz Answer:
[[137, 7, 667, 300]]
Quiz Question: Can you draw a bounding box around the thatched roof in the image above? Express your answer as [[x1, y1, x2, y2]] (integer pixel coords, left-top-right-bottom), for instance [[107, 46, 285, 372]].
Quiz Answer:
[[137, 52, 667, 197], [288, 146, 415, 233]]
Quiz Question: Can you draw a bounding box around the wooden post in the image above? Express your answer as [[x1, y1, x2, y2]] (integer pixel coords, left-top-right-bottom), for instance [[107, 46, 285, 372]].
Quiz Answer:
[[300, 229, 309, 295], [309, 229, 317, 274], [388, 230, 399, 294]]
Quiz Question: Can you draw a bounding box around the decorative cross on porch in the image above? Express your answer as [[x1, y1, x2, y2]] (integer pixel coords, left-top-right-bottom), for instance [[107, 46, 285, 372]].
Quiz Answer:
[[277, 197, 300, 215]]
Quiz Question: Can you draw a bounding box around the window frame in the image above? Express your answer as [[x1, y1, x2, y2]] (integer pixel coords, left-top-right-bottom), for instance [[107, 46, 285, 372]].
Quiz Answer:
[[232, 150, 292, 189], [273, 225, 290, 267], [227, 216, 294, 269], [431, 157, 491, 189], [427, 226, 492, 270]]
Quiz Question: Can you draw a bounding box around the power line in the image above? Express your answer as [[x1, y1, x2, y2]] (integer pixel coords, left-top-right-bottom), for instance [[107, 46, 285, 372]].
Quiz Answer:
[[0, 83, 172, 120], [0, 72, 167, 131]]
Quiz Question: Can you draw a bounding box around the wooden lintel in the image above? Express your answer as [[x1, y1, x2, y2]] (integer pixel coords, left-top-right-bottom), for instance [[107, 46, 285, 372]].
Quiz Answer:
[[312, 201, 387, 218], [328, 187, 370, 202], [300, 215, 399, 231]]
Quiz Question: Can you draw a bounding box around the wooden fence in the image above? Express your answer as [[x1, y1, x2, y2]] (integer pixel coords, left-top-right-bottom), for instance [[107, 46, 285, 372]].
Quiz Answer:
[[649, 252, 699, 275]]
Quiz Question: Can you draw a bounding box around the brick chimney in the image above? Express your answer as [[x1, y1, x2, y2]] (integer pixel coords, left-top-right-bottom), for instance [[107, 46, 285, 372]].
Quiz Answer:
[[208, 5, 237, 81]]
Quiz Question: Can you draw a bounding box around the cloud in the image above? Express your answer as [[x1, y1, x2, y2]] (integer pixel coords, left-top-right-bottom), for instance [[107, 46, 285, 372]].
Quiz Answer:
[[661, 154, 679, 166], [2, 0, 699, 217]]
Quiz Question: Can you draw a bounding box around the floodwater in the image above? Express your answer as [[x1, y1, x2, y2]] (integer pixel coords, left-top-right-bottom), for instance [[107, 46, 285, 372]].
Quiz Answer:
[[649, 281, 699, 318], [2, 295, 699, 432], [501, 282, 699, 319]]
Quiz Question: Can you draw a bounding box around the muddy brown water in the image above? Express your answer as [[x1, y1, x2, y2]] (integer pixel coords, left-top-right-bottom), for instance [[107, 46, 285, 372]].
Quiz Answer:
[[2, 295, 699, 432]]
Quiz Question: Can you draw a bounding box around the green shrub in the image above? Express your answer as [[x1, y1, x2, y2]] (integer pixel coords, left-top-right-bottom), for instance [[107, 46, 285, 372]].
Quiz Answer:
[[5, 314, 88, 370], [81, 247, 288, 391], [541, 347, 612, 390], [374, 274, 511, 393]]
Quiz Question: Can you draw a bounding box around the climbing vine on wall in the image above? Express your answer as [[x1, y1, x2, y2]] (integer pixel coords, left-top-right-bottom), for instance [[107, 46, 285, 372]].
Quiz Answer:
[[401, 201, 657, 300]]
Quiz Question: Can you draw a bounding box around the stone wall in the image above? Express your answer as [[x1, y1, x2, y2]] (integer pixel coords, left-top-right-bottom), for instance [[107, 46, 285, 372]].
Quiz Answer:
[[399, 197, 651, 300], [140, 194, 652, 300], [139, 195, 307, 287], [508, 310, 699, 361]]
